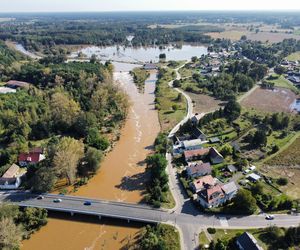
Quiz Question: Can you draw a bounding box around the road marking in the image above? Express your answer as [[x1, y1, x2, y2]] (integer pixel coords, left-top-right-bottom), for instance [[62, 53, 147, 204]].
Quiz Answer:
[[219, 217, 229, 227]]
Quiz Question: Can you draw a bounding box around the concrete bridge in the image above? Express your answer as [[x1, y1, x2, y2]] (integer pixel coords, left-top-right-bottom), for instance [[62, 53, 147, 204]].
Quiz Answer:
[[1, 191, 300, 249]]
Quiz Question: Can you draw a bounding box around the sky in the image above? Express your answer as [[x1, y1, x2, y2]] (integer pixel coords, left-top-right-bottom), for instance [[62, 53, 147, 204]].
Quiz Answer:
[[0, 0, 300, 12]]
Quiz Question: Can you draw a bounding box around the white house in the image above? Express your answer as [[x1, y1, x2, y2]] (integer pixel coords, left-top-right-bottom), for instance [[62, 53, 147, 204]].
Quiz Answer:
[[0, 177, 21, 190], [0, 164, 23, 190]]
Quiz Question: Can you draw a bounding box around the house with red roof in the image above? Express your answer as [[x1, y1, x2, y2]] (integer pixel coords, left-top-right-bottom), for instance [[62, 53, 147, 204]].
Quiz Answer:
[[18, 149, 45, 167], [184, 148, 210, 162], [190, 175, 216, 193], [196, 181, 238, 208]]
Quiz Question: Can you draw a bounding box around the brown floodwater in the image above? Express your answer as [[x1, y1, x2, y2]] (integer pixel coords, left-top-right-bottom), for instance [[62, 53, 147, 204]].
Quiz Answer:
[[21, 71, 160, 250]]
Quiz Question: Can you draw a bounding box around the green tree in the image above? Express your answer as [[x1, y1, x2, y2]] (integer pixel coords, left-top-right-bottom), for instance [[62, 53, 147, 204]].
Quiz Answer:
[[220, 144, 233, 157], [224, 100, 241, 122], [233, 189, 258, 214], [83, 147, 103, 174], [253, 129, 267, 147], [86, 127, 110, 151], [17, 207, 47, 235], [0, 217, 23, 250], [53, 137, 84, 185], [31, 166, 57, 193]]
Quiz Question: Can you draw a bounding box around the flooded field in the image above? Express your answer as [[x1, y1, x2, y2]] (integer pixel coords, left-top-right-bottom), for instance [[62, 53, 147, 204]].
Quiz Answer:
[[22, 69, 161, 250], [70, 44, 208, 63]]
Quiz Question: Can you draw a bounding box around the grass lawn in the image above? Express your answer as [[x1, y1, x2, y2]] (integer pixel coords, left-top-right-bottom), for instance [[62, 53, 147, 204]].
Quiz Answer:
[[178, 67, 195, 78], [161, 189, 176, 209], [267, 74, 299, 94], [156, 68, 187, 132], [286, 51, 300, 61], [159, 224, 181, 250], [201, 229, 269, 249]]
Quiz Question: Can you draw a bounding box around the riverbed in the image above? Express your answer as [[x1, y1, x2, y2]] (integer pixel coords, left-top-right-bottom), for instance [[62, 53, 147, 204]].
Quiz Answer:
[[21, 68, 161, 250]]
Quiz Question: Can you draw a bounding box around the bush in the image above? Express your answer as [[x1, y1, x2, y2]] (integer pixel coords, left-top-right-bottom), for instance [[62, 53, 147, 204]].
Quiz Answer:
[[277, 177, 288, 186], [207, 227, 216, 234]]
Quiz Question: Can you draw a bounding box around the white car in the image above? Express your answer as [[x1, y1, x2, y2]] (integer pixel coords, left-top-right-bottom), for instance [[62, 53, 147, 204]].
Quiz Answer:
[[243, 169, 250, 175], [249, 165, 256, 171]]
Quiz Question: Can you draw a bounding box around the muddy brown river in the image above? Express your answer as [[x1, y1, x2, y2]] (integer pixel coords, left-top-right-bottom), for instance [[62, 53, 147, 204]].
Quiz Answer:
[[22, 70, 160, 250]]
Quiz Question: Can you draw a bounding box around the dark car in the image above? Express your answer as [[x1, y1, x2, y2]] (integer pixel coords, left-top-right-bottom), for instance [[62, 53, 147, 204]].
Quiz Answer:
[[53, 198, 62, 203], [265, 214, 274, 220], [84, 201, 92, 206]]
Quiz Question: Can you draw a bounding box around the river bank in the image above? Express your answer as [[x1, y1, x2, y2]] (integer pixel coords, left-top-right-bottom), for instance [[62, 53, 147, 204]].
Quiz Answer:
[[22, 70, 161, 249]]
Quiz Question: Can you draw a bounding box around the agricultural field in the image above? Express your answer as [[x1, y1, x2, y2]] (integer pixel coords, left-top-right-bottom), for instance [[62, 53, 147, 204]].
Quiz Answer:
[[261, 135, 300, 199], [187, 92, 224, 114], [206, 22, 300, 43], [240, 87, 297, 113]]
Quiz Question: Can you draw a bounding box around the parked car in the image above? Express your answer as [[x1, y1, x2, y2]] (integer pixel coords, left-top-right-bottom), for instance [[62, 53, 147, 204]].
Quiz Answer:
[[53, 198, 62, 203], [84, 201, 92, 206], [37, 195, 44, 200], [249, 165, 256, 171], [265, 214, 274, 220], [243, 169, 250, 175]]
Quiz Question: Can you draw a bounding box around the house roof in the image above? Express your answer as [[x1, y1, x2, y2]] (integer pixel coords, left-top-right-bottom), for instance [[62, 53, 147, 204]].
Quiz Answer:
[[209, 147, 224, 159], [6, 80, 30, 88], [237, 232, 263, 250], [247, 173, 261, 181], [187, 162, 212, 176], [227, 165, 237, 172], [184, 148, 210, 159], [2, 164, 20, 178], [209, 137, 220, 143], [192, 175, 215, 191], [199, 184, 225, 204], [18, 152, 41, 163], [222, 181, 238, 195], [191, 127, 206, 139], [183, 139, 203, 149]]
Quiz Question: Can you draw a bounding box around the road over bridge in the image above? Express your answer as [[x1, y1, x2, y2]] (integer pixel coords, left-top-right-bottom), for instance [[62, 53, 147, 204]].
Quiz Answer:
[[1, 191, 300, 249]]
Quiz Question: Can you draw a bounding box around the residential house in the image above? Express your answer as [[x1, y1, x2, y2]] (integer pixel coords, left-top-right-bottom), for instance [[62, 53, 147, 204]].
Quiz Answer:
[[227, 165, 237, 173], [236, 232, 263, 250], [209, 137, 220, 144], [6, 80, 30, 89], [183, 139, 203, 151], [209, 147, 224, 164], [197, 184, 225, 208], [18, 149, 45, 167], [247, 173, 261, 183], [190, 175, 216, 193], [0, 178, 21, 190], [197, 181, 238, 208], [186, 162, 212, 178], [184, 148, 210, 162], [0, 164, 22, 190], [191, 127, 207, 141], [191, 113, 204, 126], [222, 181, 238, 201], [173, 138, 203, 155]]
